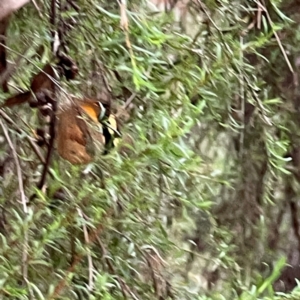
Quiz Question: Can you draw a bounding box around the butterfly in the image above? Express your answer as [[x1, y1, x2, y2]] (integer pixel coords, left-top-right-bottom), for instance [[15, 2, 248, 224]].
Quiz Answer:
[[57, 97, 120, 165], [1, 63, 121, 164]]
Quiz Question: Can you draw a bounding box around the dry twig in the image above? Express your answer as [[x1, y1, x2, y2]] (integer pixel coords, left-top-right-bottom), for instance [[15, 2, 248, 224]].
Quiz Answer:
[[77, 208, 95, 291], [0, 110, 45, 163], [47, 208, 114, 299], [0, 118, 29, 285], [256, 0, 294, 73]]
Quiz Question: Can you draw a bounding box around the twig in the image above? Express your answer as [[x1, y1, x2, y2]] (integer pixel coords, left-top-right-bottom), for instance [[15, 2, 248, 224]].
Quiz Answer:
[[256, 0, 294, 73], [0, 47, 29, 90], [77, 208, 94, 291], [97, 235, 141, 300], [118, 0, 138, 87], [50, 0, 57, 54], [97, 237, 128, 299], [37, 95, 57, 190], [47, 208, 113, 299], [199, 3, 272, 129], [124, 92, 136, 109], [113, 69, 135, 102], [112, 230, 170, 299], [239, 36, 245, 157], [0, 119, 27, 212], [195, 0, 232, 54], [0, 42, 69, 96], [257, 6, 262, 29], [66, 0, 80, 12], [32, 0, 42, 15], [0, 110, 46, 164], [0, 18, 9, 92], [288, 189, 300, 256], [0, 118, 29, 284]]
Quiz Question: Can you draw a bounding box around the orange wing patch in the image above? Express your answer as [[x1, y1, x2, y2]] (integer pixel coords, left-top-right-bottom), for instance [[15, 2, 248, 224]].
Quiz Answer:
[[79, 101, 101, 123]]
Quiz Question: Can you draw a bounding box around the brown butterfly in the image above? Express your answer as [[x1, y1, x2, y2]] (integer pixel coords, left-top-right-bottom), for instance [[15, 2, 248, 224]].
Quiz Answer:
[[1, 63, 120, 164], [56, 98, 116, 165]]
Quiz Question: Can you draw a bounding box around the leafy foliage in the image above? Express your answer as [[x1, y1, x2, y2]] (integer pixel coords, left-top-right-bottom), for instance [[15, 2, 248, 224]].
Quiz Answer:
[[1, 0, 300, 299]]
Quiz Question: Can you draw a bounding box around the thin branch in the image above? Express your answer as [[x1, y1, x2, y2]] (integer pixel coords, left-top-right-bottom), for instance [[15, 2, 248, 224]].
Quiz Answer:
[[97, 237, 129, 299], [288, 188, 300, 256], [47, 208, 113, 300], [124, 92, 136, 110], [0, 42, 69, 96], [0, 118, 29, 284], [0, 109, 46, 163], [112, 230, 171, 299], [118, 0, 138, 86], [0, 20, 8, 93], [0, 47, 29, 90], [37, 94, 57, 190], [256, 0, 294, 73], [239, 36, 245, 157], [0, 119, 27, 212], [31, 0, 42, 18], [257, 3, 262, 30], [50, 0, 57, 54], [77, 208, 94, 291]]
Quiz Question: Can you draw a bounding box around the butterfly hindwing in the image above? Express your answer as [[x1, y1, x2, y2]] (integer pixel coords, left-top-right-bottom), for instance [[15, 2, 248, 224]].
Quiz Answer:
[[57, 104, 95, 165], [57, 99, 108, 165]]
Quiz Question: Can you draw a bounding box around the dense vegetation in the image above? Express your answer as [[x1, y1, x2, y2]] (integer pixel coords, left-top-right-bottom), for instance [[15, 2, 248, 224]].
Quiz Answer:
[[1, 0, 300, 299]]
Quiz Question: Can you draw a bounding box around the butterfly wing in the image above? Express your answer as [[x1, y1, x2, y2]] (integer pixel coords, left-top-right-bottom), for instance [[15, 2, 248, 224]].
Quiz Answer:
[[57, 104, 95, 165], [57, 101, 106, 165]]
